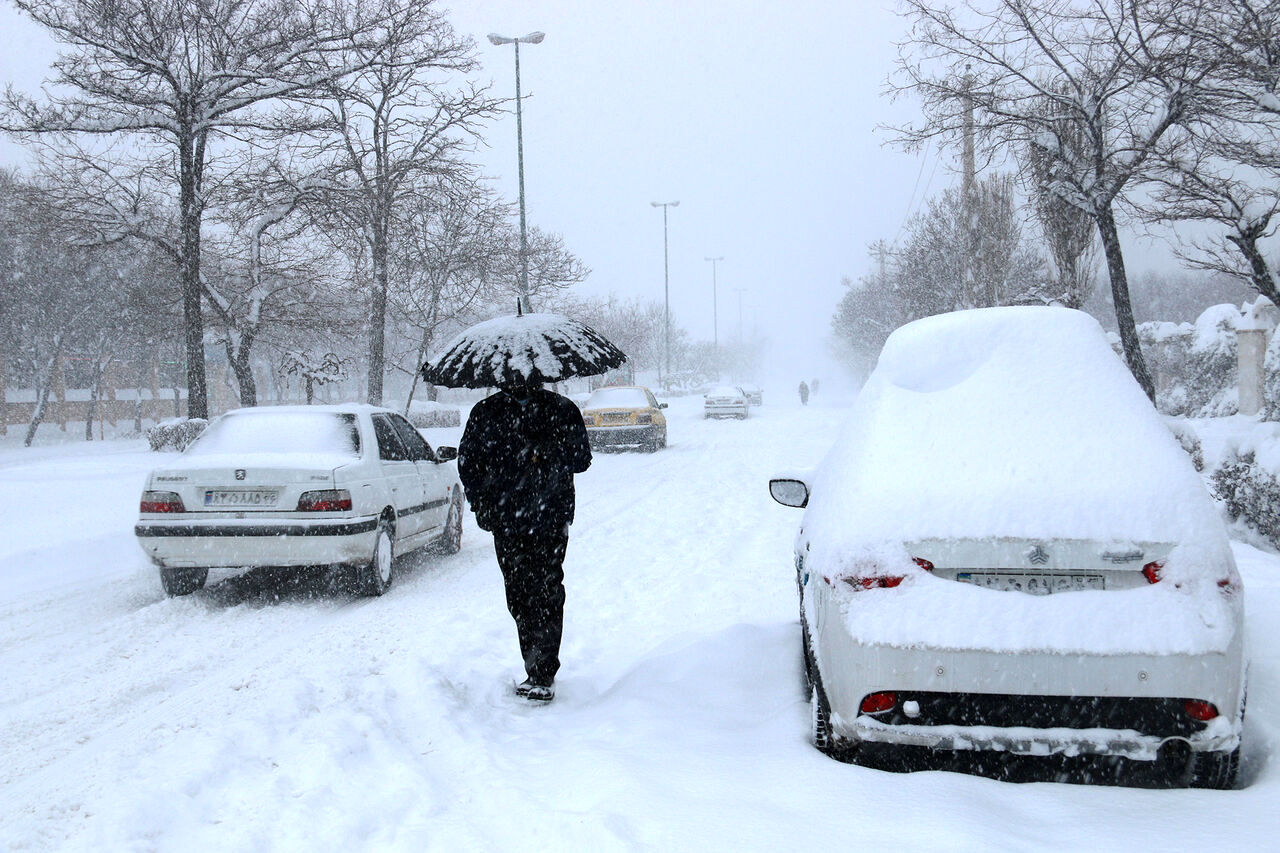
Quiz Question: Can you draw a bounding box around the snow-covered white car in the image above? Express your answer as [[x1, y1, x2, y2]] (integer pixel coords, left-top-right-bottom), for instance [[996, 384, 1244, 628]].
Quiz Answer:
[[739, 383, 763, 406], [769, 307, 1245, 787], [136, 405, 463, 597], [704, 385, 749, 419]]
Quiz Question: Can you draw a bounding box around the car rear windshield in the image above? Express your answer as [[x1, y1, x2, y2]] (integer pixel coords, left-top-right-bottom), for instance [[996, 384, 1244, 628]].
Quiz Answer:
[[587, 388, 650, 409], [708, 386, 741, 398], [186, 411, 361, 457]]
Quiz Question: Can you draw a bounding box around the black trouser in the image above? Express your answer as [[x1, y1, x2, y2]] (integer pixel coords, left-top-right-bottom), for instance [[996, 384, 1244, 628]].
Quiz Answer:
[[493, 525, 569, 685]]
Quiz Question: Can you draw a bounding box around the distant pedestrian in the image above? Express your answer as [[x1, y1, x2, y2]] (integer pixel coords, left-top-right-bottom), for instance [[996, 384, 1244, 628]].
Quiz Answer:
[[458, 381, 592, 702], [799, 381, 810, 406]]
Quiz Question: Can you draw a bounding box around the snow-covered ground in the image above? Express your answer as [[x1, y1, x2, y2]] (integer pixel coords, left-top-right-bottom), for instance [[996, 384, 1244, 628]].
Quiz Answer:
[[1, 393, 1278, 851]]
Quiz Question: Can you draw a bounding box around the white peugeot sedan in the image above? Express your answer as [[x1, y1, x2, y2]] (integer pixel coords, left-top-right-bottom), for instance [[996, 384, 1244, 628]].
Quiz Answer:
[[136, 405, 463, 597], [770, 307, 1245, 788], [704, 385, 749, 419]]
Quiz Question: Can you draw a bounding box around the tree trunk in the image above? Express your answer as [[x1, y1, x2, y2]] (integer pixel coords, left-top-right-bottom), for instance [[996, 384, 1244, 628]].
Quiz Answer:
[[179, 130, 209, 419], [1228, 232, 1280, 306], [1096, 204, 1156, 403], [224, 337, 258, 408], [85, 368, 101, 441], [305, 376, 315, 405], [24, 342, 63, 447], [367, 226, 389, 406]]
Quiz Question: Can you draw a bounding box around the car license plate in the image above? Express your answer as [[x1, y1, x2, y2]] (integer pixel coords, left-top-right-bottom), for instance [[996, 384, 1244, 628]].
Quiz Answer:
[[204, 489, 279, 507], [603, 413, 629, 424], [955, 572, 1104, 594]]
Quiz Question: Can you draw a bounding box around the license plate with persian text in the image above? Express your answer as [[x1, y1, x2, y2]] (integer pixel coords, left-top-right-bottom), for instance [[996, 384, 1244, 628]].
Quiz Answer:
[[204, 489, 279, 507], [955, 572, 1104, 594]]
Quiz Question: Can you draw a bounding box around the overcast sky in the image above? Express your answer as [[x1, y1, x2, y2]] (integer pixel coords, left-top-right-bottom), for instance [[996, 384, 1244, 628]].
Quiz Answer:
[[0, 0, 1181, 388]]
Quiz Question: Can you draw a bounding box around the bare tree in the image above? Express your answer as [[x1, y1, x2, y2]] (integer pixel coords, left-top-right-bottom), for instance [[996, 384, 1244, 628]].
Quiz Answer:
[[301, 0, 498, 404], [3, 0, 400, 418], [891, 0, 1225, 401], [1143, 1, 1280, 303]]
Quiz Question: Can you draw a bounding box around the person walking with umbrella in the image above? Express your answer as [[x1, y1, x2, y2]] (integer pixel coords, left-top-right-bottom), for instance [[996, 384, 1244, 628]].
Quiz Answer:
[[423, 310, 626, 702]]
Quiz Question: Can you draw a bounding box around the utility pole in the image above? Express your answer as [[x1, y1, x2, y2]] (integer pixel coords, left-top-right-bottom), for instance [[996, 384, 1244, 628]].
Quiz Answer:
[[651, 200, 679, 383], [489, 31, 546, 312], [733, 287, 747, 343], [704, 257, 723, 350]]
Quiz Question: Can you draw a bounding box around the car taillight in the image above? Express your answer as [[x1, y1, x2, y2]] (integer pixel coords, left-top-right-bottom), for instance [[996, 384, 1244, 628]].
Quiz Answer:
[[860, 692, 897, 714], [297, 489, 352, 512], [636, 413, 653, 424], [913, 557, 935, 572], [1183, 699, 1219, 722], [844, 575, 905, 590], [583, 414, 594, 426], [140, 490, 185, 513], [1142, 560, 1164, 584]]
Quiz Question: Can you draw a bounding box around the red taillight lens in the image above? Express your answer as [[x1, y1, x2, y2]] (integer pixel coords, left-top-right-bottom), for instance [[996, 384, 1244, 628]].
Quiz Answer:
[[140, 490, 184, 513], [1142, 561, 1164, 584], [297, 489, 353, 512], [844, 576, 905, 590], [913, 557, 935, 572], [860, 692, 897, 714], [1183, 699, 1219, 722]]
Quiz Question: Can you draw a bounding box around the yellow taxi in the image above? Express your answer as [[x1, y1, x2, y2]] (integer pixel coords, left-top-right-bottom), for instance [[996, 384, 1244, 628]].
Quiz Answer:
[[581, 386, 668, 452]]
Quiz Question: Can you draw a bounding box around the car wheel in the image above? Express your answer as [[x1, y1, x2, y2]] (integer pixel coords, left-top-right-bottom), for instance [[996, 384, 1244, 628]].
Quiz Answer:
[[361, 518, 395, 596], [659, 430, 668, 448], [160, 566, 208, 597], [811, 674, 834, 754], [1189, 747, 1240, 789], [435, 492, 463, 555]]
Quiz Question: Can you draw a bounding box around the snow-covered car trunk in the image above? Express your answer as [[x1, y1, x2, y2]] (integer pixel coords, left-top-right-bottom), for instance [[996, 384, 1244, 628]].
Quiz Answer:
[[781, 307, 1246, 786]]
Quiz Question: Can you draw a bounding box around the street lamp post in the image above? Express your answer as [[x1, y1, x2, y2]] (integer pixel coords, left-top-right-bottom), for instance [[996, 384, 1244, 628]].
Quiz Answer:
[[704, 256, 723, 350], [489, 30, 545, 312], [651, 200, 679, 382], [734, 287, 747, 343]]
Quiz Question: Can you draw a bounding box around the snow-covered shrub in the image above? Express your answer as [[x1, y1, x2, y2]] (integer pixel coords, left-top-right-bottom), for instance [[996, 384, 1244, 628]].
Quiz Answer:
[[1211, 451, 1280, 546], [1262, 331, 1280, 421], [1135, 305, 1239, 417], [147, 417, 208, 451], [1166, 420, 1204, 472], [404, 400, 460, 429]]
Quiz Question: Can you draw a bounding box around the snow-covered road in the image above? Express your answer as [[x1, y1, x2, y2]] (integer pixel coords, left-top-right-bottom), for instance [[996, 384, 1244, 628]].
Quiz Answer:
[[2, 395, 1278, 851]]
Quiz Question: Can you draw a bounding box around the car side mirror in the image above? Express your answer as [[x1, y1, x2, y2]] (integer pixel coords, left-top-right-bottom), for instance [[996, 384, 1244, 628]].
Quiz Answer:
[[659, 403, 668, 409], [769, 478, 809, 508], [435, 446, 458, 462]]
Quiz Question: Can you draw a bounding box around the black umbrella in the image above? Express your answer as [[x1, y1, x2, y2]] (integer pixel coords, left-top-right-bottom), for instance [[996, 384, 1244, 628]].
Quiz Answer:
[[422, 310, 628, 389]]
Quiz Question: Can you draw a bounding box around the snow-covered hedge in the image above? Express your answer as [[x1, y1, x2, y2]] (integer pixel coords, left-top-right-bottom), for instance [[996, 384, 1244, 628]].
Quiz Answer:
[[404, 401, 460, 429], [1211, 451, 1280, 545], [146, 417, 207, 452], [1136, 303, 1239, 417]]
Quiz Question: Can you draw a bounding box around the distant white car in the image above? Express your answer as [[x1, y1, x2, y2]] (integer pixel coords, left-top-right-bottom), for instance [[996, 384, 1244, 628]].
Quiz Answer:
[[770, 307, 1245, 788], [704, 385, 749, 419], [739, 383, 763, 406], [136, 405, 463, 597]]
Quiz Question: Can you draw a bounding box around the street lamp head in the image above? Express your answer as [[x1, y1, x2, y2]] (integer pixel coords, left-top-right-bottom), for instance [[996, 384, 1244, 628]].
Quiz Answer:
[[487, 33, 515, 45], [521, 31, 546, 44], [651, 200, 680, 208]]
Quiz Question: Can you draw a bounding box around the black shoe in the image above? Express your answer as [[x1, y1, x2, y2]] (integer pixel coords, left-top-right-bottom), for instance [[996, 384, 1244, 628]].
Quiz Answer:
[[523, 680, 554, 702], [514, 678, 534, 697]]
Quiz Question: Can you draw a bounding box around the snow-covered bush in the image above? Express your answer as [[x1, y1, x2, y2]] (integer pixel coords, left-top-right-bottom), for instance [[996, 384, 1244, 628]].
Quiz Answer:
[[404, 400, 460, 429], [1135, 304, 1239, 417], [147, 417, 208, 452], [1262, 331, 1280, 421], [1211, 451, 1280, 546], [1166, 420, 1205, 472]]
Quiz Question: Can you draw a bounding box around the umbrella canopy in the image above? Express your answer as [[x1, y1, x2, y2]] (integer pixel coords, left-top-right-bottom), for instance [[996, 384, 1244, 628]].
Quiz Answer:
[[422, 312, 628, 389]]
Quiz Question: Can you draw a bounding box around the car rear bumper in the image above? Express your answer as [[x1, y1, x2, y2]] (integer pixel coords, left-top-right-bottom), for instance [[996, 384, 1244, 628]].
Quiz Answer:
[[135, 515, 379, 568], [587, 425, 662, 446], [704, 404, 747, 416], [817, 628, 1245, 760]]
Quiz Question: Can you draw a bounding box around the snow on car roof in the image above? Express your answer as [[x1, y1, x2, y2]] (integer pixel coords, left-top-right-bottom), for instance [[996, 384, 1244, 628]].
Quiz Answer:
[[586, 387, 651, 409], [180, 408, 363, 466], [806, 307, 1228, 554], [707, 385, 743, 397]]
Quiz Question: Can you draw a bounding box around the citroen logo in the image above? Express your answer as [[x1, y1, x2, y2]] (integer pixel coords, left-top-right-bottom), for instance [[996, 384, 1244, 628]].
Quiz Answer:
[[1028, 545, 1049, 565], [235, 469, 246, 481]]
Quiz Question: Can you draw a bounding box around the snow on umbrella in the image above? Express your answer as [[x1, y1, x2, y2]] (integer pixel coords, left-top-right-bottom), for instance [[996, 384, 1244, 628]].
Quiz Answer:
[[422, 311, 628, 389]]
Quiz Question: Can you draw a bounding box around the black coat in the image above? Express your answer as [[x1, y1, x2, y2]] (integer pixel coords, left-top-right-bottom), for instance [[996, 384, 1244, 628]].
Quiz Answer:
[[458, 388, 592, 534]]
